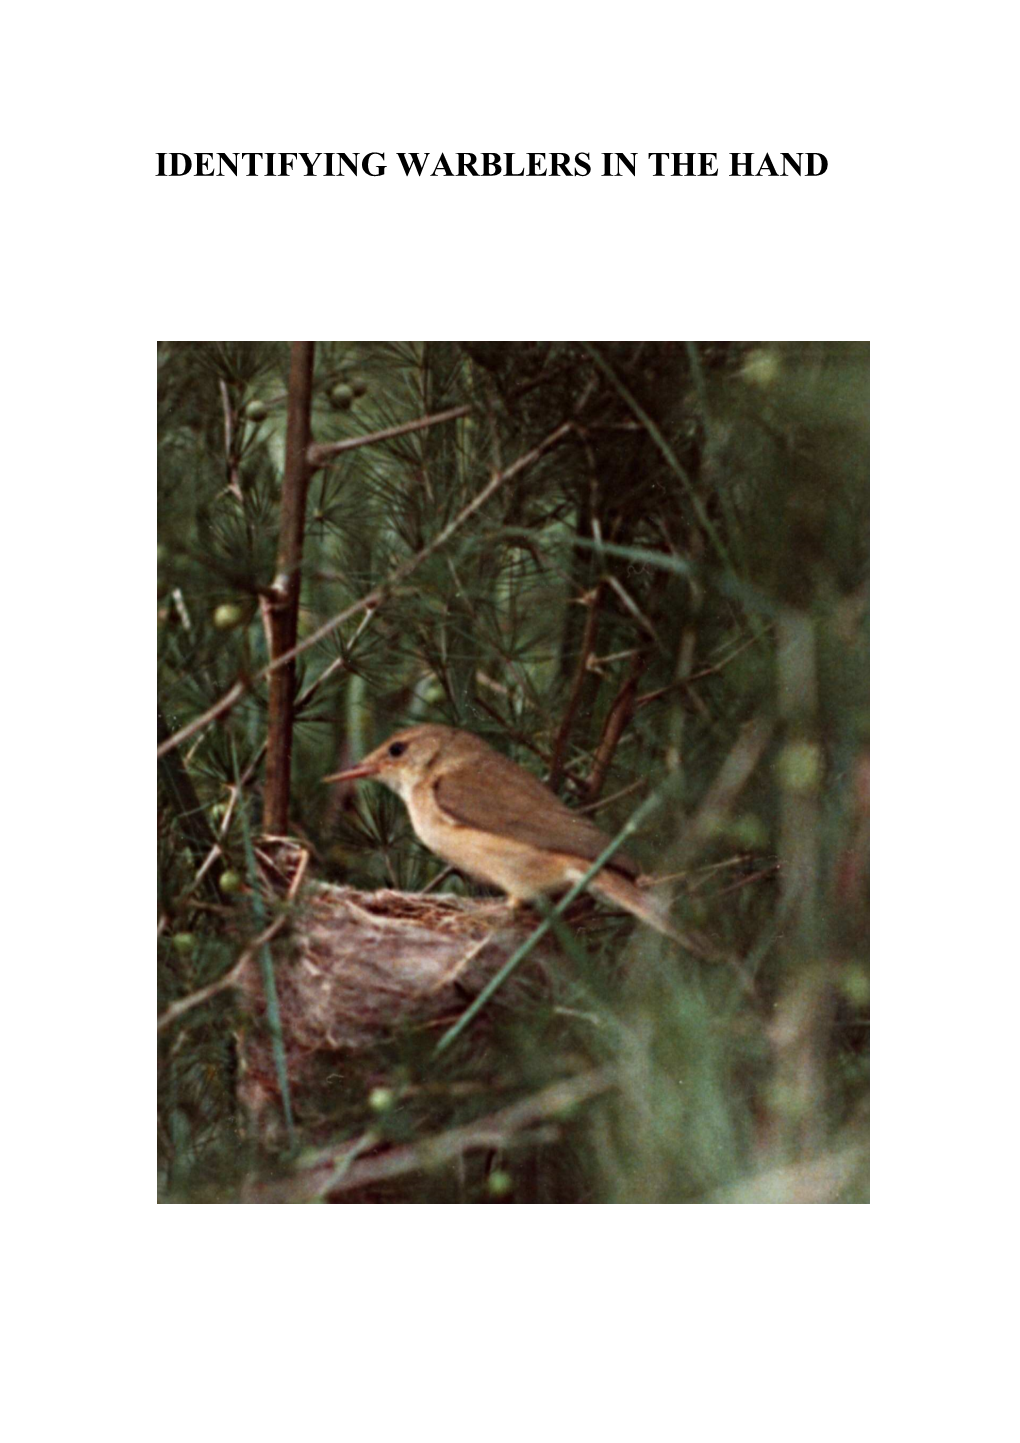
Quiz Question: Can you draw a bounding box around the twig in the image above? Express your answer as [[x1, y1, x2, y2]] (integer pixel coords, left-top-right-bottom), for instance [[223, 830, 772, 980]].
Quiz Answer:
[[170, 588, 192, 633], [472, 695, 551, 765], [588, 647, 641, 673], [157, 848, 309, 1033], [473, 695, 587, 794], [305, 367, 567, 473], [244, 1067, 618, 1202], [311, 1129, 383, 1196], [584, 650, 648, 801], [180, 757, 264, 901], [219, 379, 244, 502], [183, 842, 222, 897], [575, 777, 646, 815], [263, 342, 316, 835], [603, 573, 661, 644], [157, 680, 247, 760], [420, 865, 456, 894], [306, 404, 471, 471], [182, 607, 373, 886], [652, 854, 755, 886], [157, 708, 222, 900], [634, 633, 764, 712], [157, 420, 574, 761], [712, 864, 780, 899], [157, 955, 249, 1034], [294, 607, 376, 714], [549, 582, 604, 791]]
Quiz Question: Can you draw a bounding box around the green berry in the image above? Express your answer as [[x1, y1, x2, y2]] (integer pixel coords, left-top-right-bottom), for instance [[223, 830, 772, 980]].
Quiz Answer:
[[728, 814, 769, 849], [487, 1169, 513, 1198], [348, 374, 368, 398], [218, 870, 243, 895], [213, 603, 244, 631], [171, 933, 197, 956], [840, 966, 870, 1006], [741, 349, 781, 388], [368, 1087, 394, 1113], [777, 741, 823, 793], [245, 399, 268, 421], [329, 382, 354, 410]]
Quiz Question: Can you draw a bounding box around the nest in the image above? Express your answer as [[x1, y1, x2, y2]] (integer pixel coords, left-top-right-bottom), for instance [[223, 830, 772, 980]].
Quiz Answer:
[[236, 840, 569, 1129]]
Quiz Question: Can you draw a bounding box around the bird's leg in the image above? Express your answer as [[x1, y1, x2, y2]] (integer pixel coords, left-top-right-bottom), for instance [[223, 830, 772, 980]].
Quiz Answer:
[[476, 894, 531, 926]]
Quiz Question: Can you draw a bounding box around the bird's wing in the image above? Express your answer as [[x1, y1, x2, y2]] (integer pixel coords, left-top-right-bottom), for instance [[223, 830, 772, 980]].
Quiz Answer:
[[433, 753, 639, 878]]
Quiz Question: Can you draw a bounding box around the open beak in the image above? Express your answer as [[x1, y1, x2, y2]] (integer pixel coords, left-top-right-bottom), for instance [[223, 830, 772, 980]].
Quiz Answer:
[[322, 761, 380, 785]]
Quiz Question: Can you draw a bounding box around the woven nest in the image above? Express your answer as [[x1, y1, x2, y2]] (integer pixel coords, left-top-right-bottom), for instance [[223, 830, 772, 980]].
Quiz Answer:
[[236, 840, 574, 1129]]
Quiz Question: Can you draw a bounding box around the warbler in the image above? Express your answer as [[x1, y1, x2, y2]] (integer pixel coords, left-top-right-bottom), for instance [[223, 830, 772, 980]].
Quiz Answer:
[[324, 724, 681, 939]]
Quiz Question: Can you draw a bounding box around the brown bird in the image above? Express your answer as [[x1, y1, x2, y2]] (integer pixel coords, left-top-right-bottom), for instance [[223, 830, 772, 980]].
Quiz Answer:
[[323, 723, 679, 938]]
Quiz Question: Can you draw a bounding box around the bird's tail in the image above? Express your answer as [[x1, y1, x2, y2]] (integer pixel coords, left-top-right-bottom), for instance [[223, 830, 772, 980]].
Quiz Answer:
[[588, 869, 717, 959]]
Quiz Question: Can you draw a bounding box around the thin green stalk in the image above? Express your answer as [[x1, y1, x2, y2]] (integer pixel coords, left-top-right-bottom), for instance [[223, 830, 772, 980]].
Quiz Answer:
[[232, 740, 296, 1147], [567, 535, 786, 621], [433, 783, 672, 1058], [684, 342, 709, 418]]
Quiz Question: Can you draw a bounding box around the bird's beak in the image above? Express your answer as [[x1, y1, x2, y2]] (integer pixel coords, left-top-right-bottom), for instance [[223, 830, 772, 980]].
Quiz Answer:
[[322, 761, 381, 785]]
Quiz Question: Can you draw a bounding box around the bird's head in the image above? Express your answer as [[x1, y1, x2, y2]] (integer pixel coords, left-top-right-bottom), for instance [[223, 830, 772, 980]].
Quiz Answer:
[[323, 724, 471, 802]]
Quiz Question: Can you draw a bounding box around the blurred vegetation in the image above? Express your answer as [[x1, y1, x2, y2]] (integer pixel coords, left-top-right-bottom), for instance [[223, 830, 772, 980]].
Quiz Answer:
[[157, 340, 869, 1203]]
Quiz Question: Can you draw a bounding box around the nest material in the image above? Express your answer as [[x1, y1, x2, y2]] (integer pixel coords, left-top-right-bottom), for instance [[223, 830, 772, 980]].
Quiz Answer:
[[236, 840, 568, 1126]]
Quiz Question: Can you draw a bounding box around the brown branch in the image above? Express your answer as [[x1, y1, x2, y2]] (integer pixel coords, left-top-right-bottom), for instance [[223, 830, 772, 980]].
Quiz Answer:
[[575, 777, 647, 815], [549, 583, 604, 791], [157, 849, 309, 1033], [473, 694, 587, 794], [304, 368, 566, 473], [603, 573, 661, 644], [178, 606, 370, 876], [263, 343, 316, 835], [157, 708, 223, 900], [712, 864, 781, 899], [420, 864, 456, 894], [307, 403, 472, 471], [584, 650, 649, 801], [157, 955, 249, 1034], [293, 607, 376, 714], [652, 854, 756, 886], [157, 420, 575, 761], [178, 764, 260, 902], [219, 379, 243, 502], [242, 1067, 617, 1203], [159, 681, 250, 762]]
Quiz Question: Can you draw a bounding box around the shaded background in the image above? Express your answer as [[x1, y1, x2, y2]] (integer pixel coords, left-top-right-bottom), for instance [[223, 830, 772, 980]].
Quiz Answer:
[[157, 341, 869, 1202]]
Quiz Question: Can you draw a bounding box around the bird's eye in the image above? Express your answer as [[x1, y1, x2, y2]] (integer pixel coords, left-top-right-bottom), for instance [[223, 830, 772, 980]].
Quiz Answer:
[[388, 742, 407, 758]]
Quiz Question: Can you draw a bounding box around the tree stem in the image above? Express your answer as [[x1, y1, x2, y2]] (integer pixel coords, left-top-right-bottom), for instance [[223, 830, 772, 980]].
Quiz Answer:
[[263, 342, 315, 835]]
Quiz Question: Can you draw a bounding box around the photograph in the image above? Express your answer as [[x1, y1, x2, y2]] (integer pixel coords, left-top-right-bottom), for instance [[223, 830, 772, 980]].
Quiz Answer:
[[157, 340, 869, 1203]]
